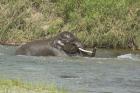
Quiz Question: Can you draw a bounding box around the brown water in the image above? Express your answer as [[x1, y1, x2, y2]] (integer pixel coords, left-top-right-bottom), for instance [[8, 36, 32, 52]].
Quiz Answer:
[[0, 45, 140, 93]]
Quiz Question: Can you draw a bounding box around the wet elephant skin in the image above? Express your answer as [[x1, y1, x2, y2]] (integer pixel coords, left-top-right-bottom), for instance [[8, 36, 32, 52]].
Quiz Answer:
[[15, 31, 85, 56]]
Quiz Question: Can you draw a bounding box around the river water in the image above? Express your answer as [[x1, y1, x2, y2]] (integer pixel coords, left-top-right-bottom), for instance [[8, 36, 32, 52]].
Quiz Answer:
[[0, 45, 140, 93]]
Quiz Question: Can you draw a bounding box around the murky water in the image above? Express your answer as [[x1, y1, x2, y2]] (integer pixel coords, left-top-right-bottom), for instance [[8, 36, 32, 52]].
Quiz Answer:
[[0, 45, 140, 93]]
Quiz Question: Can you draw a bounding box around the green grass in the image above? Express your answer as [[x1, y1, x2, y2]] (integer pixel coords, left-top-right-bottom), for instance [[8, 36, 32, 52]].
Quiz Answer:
[[0, 0, 140, 49], [0, 79, 66, 93]]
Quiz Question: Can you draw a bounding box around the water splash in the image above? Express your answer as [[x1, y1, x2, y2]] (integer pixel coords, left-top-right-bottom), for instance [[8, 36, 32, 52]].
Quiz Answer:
[[117, 54, 133, 59], [117, 53, 140, 61]]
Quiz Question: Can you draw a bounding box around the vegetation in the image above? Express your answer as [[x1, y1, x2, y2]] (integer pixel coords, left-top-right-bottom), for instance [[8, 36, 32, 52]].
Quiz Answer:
[[0, 0, 140, 49], [0, 79, 66, 93]]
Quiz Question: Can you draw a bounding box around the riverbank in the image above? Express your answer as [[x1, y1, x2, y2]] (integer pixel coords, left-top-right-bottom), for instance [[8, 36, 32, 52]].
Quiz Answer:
[[0, 0, 140, 49], [0, 79, 66, 93]]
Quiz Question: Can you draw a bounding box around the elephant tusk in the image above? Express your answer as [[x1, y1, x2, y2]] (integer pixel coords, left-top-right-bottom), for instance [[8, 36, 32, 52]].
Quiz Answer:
[[57, 40, 65, 46], [78, 48, 93, 54]]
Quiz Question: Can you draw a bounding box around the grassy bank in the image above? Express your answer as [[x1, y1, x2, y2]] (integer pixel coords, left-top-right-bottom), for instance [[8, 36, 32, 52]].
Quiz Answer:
[[0, 79, 66, 93], [0, 0, 140, 49]]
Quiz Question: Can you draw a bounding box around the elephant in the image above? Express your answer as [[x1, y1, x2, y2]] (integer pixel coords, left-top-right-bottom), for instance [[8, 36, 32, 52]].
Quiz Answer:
[[15, 31, 96, 57]]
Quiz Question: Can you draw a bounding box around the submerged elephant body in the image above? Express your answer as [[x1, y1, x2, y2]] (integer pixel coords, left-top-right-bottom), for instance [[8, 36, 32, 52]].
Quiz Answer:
[[16, 39, 66, 56], [16, 31, 96, 57]]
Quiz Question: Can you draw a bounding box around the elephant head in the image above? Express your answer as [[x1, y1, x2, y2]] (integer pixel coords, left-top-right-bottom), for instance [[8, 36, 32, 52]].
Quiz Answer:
[[53, 31, 96, 57]]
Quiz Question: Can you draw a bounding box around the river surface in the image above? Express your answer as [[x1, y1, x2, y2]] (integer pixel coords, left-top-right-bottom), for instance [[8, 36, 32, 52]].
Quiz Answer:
[[0, 45, 140, 93]]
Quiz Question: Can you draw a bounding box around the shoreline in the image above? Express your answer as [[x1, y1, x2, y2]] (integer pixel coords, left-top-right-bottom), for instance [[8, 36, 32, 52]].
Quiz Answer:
[[0, 78, 66, 93], [0, 41, 139, 51]]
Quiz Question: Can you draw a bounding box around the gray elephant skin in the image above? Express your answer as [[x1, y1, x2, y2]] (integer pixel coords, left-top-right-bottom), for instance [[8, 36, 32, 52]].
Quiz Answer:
[[15, 31, 96, 57]]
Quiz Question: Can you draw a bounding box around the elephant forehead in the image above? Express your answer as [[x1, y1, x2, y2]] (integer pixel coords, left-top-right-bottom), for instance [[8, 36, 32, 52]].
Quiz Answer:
[[66, 33, 73, 37], [62, 35, 76, 42], [60, 32, 75, 38], [62, 34, 73, 39]]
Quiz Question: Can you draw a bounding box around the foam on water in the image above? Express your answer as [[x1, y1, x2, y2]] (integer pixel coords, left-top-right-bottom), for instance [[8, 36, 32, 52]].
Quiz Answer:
[[117, 54, 133, 59], [117, 53, 140, 61]]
